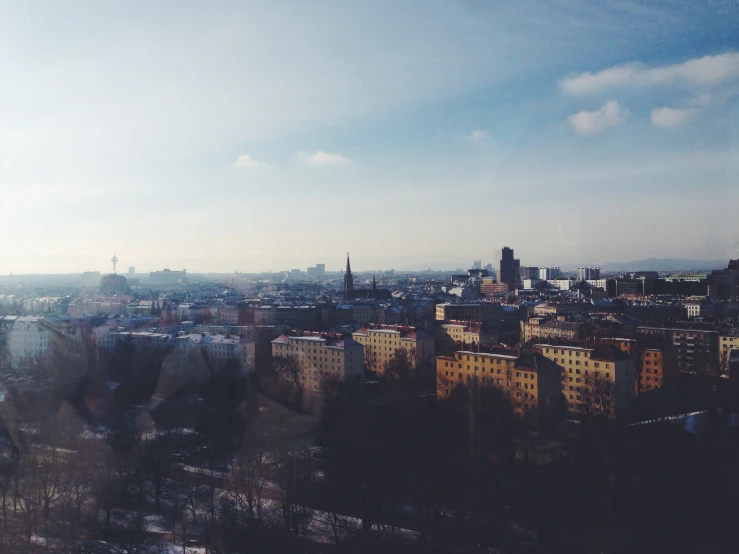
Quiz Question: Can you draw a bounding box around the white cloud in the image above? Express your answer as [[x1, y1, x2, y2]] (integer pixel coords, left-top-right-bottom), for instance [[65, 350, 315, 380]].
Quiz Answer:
[[235, 154, 269, 168], [559, 52, 739, 95], [295, 150, 353, 167], [650, 107, 697, 128], [568, 100, 626, 135], [467, 129, 491, 143]]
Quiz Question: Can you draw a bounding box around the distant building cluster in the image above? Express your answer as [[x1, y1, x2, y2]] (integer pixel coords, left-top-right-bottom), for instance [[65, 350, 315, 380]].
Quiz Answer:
[[2, 250, 739, 465]]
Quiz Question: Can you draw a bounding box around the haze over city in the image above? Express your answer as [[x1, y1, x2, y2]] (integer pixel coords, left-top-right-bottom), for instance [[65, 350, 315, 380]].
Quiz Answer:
[[2, 1, 738, 274]]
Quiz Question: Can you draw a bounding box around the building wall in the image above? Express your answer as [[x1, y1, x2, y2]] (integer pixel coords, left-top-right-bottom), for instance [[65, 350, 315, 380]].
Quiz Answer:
[[639, 347, 678, 392], [536, 344, 636, 417], [6, 317, 52, 368], [271, 335, 363, 393], [435, 351, 562, 427], [352, 328, 435, 375], [720, 331, 739, 372], [438, 322, 498, 349]]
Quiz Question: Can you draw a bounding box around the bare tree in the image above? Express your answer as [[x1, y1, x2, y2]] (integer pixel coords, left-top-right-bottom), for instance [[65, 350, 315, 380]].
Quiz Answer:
[[275, 446, 314, 536], [271, 354, 303, 385], [231, 445, 268, 528], [15, 454, 41, 547], [581, 372, 616, 418]]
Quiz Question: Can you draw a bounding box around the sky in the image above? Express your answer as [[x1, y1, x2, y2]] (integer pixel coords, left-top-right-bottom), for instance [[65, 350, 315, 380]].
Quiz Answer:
[[1, 0, 738, 274]]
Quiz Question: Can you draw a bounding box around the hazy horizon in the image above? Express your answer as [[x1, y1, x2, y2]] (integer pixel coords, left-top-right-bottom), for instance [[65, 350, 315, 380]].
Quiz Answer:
[[2, 1, 737, 274], [0, 255, 731, 277]]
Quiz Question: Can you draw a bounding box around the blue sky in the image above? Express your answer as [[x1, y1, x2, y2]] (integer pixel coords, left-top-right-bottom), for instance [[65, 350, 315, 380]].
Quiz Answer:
[[0, 1, 737, 273]]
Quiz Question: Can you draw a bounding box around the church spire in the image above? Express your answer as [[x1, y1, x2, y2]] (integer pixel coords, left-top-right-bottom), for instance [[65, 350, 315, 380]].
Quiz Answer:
[[344, 252, 354, 297], [372, 274, 376, 290]]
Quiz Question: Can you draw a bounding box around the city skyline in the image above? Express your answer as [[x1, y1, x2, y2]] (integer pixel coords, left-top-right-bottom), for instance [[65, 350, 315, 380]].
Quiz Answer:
[[1, 1, 738, 274]]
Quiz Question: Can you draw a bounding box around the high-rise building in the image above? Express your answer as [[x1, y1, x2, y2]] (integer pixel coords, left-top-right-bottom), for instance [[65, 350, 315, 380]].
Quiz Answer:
[[306, 263, 326, 280], [520, 266, 539, 281], [472, 260, 482, 270], [539, 267, 561, 280], [577, 267, 601, 281], [497, 247, 521, 290], [707, 260, 739, 301], [128, 266, 135, 275]]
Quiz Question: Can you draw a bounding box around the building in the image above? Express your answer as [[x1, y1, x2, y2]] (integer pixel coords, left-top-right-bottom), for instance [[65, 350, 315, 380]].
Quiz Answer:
[[352, 325, 435, 374], [218, 305, 239, 325], [271, 332, 364, 393], [682, 298, 719, 319], [576, 267, 601, 281], [539, 267, 561, 280], [497, 247, 521, 290], [585, 279, 608, 291], [306, 263, 326, 280], [548, 279, 575, 291], [149, 269, 187, 286], [3, 316, 52, 368], [176, 303, 210, 322], [438, 321, 498, 350], [435, 302, 502, 327], [603, 337, 678, 392], [535, 343, 637, 417], [707, 260, 739, 301], [436, 350, 563, 427], [638, 324, 719, 374], [521, 317, 584, 343], [342, 254, 391, 300], [720, 327, 739, 373], [253, 305, 319, 329], [520, 266, 539, 281], [100, 330, 173, 352], [128, 267, 136, 275], [639, 345, 679, 392], [480, 278, 509, 296], [175, 333, 255, 375], [101, 274, 127, 294]]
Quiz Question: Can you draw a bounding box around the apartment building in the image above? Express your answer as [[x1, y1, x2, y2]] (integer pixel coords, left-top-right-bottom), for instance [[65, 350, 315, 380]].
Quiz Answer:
[[535, 343, 636, 417], [638, 324, 719, 374], [436, 350, 563, 427], [2, 316, 53, 368], [271, 332, 364, 393], [352, 325, 435, 374], [435, 302, 502, 326], [603, 337, 678, 391], [438, 321, 498, 350], [175, 333, 255, 375], [720, 327, 739, 372], [639, 345, 679, 392], [521, 317, 584, 343], [480, 278, 509, 296]]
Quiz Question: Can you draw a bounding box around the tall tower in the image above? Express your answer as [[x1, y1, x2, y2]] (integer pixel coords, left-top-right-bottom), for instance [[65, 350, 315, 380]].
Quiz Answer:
[[497, 247, 521, 291], [111, 254, 119, 274], [343, 253, 354, 298]]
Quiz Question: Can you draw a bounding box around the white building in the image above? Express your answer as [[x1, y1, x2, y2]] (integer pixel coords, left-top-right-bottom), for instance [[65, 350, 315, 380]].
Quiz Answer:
[[3, 316, 52, 368], [548, 279, 575, 291], [585, 279, 608, 290], [175, 333, 255, 375]]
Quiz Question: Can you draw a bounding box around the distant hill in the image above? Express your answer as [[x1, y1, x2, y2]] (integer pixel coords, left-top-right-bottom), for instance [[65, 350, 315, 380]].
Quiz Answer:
[[565, 258, 728, 272]]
